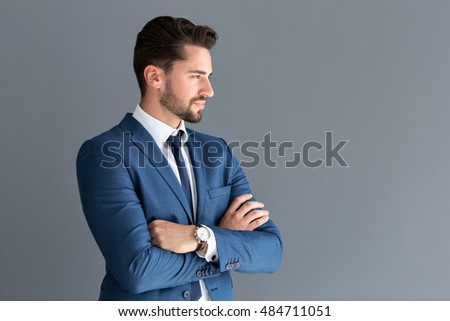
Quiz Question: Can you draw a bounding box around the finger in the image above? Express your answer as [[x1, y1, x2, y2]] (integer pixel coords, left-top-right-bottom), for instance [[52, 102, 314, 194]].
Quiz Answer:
[[149, 222, 165, 237], [150, 235, 158, 245], [149, 226, 159, 239], [239, 201, 265, 216], [247, 214, 270, 231], [244, 209, 269, 224], [148, 219, 161, 228], [149, 223, 159, 230], [227, 194, 253, 213], [151, 236, 163, 248], [149, 219, 170, 231]]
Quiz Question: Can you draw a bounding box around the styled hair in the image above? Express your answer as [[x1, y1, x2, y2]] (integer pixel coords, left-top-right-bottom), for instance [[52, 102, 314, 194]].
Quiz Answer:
[[133, 16, 218, 97]]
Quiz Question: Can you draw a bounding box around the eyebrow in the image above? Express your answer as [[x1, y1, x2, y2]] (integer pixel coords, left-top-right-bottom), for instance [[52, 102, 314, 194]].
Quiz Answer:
[[188, 70, 213, 77]]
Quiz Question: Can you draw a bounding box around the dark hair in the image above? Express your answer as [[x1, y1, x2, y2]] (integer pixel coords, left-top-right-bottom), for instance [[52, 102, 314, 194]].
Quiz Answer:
[[133, 16, 218, 97]]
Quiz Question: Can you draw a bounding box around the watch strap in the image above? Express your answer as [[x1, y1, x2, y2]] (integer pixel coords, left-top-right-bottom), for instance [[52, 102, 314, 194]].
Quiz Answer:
[[195, 242, 208, 252], [194, 225, 208, 252]]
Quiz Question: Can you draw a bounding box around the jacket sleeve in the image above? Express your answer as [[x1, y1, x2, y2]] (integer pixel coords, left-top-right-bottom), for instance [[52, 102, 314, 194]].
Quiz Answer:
[[210, 140, 283, 274], [76, 139, 219, 294]]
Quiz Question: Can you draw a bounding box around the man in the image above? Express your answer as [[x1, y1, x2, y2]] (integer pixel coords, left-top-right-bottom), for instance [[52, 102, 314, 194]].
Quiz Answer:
[[76, 16, 282, 301]]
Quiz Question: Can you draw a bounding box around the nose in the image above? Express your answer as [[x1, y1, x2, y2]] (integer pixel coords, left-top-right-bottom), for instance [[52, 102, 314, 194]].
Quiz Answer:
[[200, 79, 214, 98]]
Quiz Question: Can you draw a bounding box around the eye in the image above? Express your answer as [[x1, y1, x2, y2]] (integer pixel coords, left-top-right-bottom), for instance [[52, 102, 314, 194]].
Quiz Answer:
[[193, 74, 202, 79]]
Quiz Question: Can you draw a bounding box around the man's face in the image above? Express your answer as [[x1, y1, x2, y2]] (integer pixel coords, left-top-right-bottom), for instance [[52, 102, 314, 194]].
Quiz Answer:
[[160, 45, 214, 123]]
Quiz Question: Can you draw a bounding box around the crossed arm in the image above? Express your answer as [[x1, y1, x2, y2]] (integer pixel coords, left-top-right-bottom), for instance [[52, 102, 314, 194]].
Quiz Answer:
[[149, 193, 270, 254]]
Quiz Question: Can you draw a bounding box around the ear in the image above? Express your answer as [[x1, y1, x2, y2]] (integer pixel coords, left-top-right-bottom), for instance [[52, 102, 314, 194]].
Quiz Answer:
[[143, 64, 164, 89]]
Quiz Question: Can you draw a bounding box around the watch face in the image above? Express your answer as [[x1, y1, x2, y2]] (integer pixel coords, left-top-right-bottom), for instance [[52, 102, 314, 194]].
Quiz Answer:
[[197, 227, 210, 242]]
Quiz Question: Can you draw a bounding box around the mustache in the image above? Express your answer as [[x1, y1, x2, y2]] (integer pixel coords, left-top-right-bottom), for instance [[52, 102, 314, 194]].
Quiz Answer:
[[191, 95, 208, 104]]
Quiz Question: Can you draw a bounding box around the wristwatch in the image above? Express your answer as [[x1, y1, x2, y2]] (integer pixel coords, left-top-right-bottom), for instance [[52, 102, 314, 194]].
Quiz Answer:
[[194, 225, 210, 252]]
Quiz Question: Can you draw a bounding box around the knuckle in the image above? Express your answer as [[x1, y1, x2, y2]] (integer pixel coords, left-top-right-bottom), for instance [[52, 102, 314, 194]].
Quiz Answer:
[[231, 198, 240, 206], [236, 194, 250, 203], [248, 209, 262, 217], [242, 202, 253, 212], [250, 201, 263, 209]]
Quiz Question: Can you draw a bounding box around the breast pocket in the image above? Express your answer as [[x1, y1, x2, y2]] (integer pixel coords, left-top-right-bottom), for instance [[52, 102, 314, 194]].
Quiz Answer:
[[208, 185, 232, 199], [205, 186, 232, 224]]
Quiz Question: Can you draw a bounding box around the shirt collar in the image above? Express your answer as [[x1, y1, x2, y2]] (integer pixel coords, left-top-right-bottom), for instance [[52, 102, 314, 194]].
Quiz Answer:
[[132, 104, 188, 147]]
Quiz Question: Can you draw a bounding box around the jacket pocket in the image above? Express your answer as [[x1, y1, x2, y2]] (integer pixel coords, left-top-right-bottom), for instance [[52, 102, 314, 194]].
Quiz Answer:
[[208, 185, 231, 199]]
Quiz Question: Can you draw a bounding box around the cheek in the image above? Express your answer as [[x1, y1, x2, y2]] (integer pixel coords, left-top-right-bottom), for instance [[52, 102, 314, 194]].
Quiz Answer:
[[172, 81, 197, 98]]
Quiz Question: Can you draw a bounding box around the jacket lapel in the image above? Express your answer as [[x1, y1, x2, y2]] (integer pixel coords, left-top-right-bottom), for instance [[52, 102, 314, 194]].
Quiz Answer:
[[119, 114, 193, 223]]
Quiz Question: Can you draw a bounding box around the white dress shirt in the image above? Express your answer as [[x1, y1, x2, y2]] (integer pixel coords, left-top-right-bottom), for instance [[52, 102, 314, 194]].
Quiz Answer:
[[132, 104, 217, 300]]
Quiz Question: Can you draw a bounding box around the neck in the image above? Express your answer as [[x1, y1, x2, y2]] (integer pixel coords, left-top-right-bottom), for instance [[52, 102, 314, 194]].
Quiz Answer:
[[139, 98, 181, 129]]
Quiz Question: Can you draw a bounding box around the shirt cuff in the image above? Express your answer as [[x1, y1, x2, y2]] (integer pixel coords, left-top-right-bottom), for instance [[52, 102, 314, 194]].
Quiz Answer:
[[196, 225, 218, 263]]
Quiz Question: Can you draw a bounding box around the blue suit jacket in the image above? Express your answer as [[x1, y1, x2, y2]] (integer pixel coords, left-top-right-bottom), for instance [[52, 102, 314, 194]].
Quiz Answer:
[[76, 114, 282, 300]]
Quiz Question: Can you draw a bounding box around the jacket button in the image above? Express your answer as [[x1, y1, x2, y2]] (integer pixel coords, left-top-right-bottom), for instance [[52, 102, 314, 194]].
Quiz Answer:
[[196, 271, 202, 277], [208, 268, 213, 275], [236, 262, 240, 268], [183, 291, 191, 299]]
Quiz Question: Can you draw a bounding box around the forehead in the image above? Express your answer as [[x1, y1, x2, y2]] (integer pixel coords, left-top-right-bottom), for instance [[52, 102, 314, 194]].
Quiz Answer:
[[172, 45, 213, 73]]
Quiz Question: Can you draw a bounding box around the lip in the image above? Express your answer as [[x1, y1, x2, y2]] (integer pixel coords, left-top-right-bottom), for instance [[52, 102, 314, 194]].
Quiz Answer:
[[193, 101, 206, 109]]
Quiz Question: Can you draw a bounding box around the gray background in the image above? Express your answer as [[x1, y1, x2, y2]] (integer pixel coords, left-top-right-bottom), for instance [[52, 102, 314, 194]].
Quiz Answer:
[[1, 0, 450, 300]]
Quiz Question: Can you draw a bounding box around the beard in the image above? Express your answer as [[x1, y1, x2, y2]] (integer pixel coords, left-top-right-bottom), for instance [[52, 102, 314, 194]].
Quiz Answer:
[[160, 79, 206, 124]]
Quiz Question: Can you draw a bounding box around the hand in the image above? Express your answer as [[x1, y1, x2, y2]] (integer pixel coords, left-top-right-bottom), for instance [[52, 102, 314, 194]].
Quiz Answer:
[[148, 220, 197, 254], [218, 194, 269, 231]]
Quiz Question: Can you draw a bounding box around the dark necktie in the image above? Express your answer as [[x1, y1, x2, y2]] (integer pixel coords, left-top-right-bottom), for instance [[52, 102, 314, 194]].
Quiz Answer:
[[166, 131, 193, 213], [166, 131, 201, 301]]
